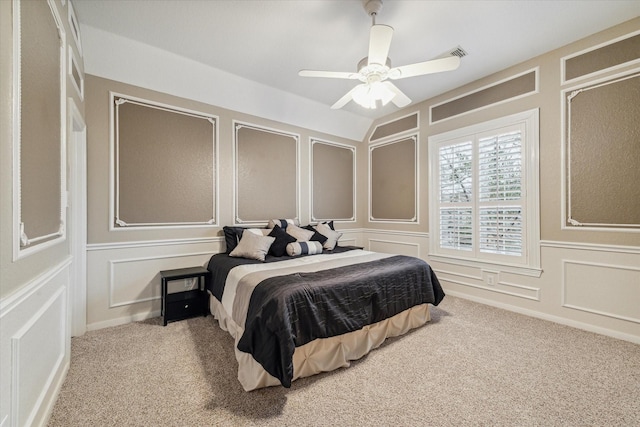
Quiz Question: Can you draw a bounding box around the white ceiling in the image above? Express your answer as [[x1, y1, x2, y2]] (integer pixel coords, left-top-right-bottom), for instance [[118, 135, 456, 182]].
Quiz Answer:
[[73, 0, 640, 121]]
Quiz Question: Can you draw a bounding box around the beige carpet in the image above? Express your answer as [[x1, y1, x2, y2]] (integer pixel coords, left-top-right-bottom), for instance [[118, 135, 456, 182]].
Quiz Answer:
[[48, 296, 640, 426]]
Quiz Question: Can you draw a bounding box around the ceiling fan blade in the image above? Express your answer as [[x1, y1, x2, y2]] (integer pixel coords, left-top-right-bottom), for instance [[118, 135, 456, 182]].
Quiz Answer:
[[299, 70, 360, 79], [382, 81, 411, 108], [388, 56, 461, 80], [368, 24, 394, 66], [330, 84, 364, 109]]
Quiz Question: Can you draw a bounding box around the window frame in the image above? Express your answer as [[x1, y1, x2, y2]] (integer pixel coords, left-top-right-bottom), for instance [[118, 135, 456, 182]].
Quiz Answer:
[[428, 109, 541, 277]]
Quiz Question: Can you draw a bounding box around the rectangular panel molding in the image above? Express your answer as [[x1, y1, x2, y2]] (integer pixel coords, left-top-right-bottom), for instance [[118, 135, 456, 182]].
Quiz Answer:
[[430, 69, 538, 124], [234, 122, 299, 224], [565, 72, 640, 229], [563, 31, 640, 84], [562, 260, 640, 323], [111, 93, 217, 228]]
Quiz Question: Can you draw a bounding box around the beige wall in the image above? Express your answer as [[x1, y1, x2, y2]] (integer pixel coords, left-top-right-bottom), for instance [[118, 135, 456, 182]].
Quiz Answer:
[[360, 18, 640, 343], [1, 0, 84, 298], [364, 17, 640, 248], [1, 0, 86, 425], [85, 74, 362, 247]]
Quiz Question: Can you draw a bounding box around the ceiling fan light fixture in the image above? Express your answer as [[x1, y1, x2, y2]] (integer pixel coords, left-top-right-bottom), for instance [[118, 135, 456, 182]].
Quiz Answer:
[[352, 81, 395, 109]]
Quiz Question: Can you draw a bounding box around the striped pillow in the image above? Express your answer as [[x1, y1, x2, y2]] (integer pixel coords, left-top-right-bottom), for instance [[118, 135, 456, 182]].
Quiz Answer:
[[286, 241, 323, 256]]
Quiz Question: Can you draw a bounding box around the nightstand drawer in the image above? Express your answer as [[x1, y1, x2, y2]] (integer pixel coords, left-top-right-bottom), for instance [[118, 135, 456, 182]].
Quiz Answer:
[[166, 298, 204, 321]]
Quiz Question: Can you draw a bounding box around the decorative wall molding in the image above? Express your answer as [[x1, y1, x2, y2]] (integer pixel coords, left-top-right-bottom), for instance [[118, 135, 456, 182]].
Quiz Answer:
[[12, 0, 68, 260], [0, 257, 72, 427], [233, 121, 300, 225], [540, 240, 640, 254], [108, 252, 214, 308], [561, 259, 640, 324], [11, 287, 66, 426], [368, 238, 420, 257], [309, 138, 356, 222], [561, 30, 640, 85], [429, 68, 539, 124], [110, 92, 218, 229], [562, 70, 640, 230], [369, 111, 419, 143], [368, 134, 419, 223], [87, 236, 222, 252], [433, 267, 540, 301]]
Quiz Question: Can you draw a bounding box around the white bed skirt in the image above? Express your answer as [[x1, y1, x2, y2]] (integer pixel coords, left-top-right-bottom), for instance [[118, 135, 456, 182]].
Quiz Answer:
[[208, 293, 431, 391]]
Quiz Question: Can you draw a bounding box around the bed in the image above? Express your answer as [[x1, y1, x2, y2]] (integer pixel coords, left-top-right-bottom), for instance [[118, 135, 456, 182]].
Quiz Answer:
[[206, 222, 445, 391]]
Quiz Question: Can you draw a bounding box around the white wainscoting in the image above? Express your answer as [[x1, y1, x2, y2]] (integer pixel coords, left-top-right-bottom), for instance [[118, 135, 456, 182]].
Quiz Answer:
[[86, 238, 223, 330], [359, 230, 640, 344], [0, 258, 72, 427], [86, 230, 363, 331]]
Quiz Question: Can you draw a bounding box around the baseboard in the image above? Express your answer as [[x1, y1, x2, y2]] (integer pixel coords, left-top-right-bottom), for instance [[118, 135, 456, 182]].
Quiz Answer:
[[444, 290, 640, 345], [36, 359, 69, 427], [87, 309, 161, 331]]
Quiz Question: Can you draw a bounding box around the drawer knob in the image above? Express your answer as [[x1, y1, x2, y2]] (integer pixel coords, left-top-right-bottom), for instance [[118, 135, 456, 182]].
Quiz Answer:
[[184, 304, 189, 308]]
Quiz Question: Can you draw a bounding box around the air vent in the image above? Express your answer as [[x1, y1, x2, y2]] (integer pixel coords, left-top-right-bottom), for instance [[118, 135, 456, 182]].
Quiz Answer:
[[449, 46, 468, 58]]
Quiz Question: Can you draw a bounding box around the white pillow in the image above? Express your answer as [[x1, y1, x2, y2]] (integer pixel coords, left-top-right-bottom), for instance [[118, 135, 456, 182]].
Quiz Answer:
[[286, 223, 315, 242], [286, 241, 323, 256], [315, 222, 342, 250], [229, 231, 275, 261]]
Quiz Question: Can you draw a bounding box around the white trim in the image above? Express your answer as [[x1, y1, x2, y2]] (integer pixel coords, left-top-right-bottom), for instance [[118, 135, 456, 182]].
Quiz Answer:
[[87, 310, 162, 332], [0, 257, 73, 315], [67, 0, 81, 56], [367, 238, 420, 250], [444, 291, 640, 345], [67, 97, 87, 336], [11, 287, 66, 427], [428, 108, 541, 270], [430, 254, 542, 278], [540, 240, 640, 254], [369, 110, 420, 143], [109, 91, 219, 230], [233, 121, 300, 225], [368, 134, 419, 224], [86, 236, 222, 251], [561, 259, 640, 324], [68, 45, 83, 100], [561, 69, 640, 231], [429, 67, 539, 125], [108, 252, 213, 308], [362, 228, 429, 239], [309, 138, 356, 222], [561, 29, 640, 86], [436, 268, 540, 301], [12, 0, 67, 260]]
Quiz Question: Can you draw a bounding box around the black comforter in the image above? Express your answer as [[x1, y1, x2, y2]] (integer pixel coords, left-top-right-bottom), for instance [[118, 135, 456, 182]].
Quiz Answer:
[[206, 250, 444, 388]]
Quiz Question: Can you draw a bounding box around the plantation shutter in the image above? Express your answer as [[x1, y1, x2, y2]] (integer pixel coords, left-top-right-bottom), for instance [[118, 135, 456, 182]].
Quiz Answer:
[[477, 130, 523, 256], [439, 141, 473, 251]]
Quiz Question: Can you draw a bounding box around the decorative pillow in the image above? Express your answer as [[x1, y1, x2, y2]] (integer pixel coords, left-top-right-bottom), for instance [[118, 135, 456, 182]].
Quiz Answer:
[[286, 223, 315, 242], [267, 218, 300, 229], [223, 226, 270, 253], [223, 226, 247, 253], [315, 222, 342, 250], [303, 224, 328, 244], [229, 231, 275, 261], [286, 241, 324, 257], [268, 225, 296, 257], [322, 220, 335, 230], [246, 228, 271, 236]]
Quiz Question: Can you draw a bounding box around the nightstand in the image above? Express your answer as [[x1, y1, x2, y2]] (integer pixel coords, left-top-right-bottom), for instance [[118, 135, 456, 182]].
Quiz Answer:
[[160, 266, 209, 326]]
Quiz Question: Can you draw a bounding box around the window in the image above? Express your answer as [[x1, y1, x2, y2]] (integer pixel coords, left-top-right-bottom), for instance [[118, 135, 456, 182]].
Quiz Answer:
[[429, 109, 540, 273]]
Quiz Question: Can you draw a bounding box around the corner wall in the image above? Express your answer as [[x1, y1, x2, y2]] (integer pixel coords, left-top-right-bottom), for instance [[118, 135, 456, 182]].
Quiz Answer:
[[361, 18, 640, 343]]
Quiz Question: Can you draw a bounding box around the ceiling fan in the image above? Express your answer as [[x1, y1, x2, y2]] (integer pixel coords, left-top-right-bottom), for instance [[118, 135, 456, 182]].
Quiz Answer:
[[298, 0, 461, 110]]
